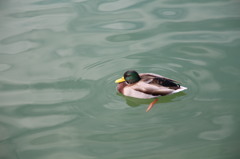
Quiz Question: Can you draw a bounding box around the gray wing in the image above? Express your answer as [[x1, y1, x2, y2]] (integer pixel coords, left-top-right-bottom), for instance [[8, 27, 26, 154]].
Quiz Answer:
[[132, 81, 175, 96]]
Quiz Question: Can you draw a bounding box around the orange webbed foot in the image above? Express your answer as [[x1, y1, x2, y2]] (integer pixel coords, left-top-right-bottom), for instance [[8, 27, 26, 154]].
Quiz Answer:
[[146, 98, 159, 112]]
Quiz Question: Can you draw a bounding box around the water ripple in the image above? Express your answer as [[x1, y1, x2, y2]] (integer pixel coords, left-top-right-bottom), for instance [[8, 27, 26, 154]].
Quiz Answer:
[[0, 78, 91, 108], [152, 7, 187, 19], [0, 114, 76, 130], [0, 89, 89, 107], [106, 17, 240, 42], [199, 115, 234, 140], [0, 64, 11, 72], [9, 7, 73, 18], [0, 41, 39, 54], [98, 0, 145, 12], [101, 21, 144, 30]]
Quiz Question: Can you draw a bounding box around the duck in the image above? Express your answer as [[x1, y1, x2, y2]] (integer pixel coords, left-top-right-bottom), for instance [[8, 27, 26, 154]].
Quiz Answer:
[[115, 70, 187, 112]]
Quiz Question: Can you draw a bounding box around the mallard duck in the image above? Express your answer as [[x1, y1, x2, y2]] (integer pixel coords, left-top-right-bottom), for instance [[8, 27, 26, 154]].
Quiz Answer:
[[115, 70, 187, 112]]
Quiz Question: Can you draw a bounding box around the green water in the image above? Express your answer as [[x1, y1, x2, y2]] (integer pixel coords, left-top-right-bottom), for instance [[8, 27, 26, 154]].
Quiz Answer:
[[0, 0, 240, 159]]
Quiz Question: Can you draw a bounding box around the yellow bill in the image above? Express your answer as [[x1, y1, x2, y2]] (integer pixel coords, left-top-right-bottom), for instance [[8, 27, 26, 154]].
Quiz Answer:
[[115, 77, 125, 83]]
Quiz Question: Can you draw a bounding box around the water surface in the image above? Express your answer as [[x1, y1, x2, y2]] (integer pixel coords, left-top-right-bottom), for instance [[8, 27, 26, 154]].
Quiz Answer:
[[0, 0, 240, 159]]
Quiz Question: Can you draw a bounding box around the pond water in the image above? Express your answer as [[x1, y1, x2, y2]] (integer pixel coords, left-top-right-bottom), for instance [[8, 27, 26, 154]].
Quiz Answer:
[[0, 0, 240, 159]]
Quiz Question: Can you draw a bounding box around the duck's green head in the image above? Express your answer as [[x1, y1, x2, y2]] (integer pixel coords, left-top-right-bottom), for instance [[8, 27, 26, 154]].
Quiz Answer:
[[115, 70, 141, 84]]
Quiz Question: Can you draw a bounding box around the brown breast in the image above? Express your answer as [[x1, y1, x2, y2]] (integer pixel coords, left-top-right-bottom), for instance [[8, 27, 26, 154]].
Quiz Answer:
[[117, 82, 127, 94]]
